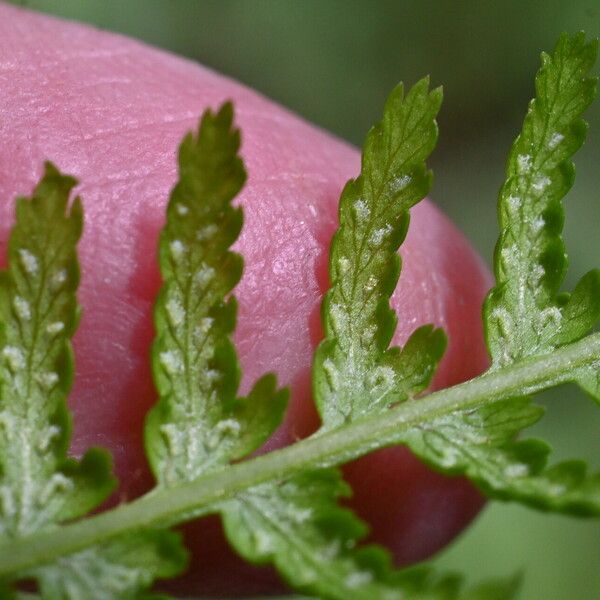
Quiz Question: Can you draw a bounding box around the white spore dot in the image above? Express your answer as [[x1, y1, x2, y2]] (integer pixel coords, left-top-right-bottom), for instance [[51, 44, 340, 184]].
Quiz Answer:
[[18, 249, 39, 275]]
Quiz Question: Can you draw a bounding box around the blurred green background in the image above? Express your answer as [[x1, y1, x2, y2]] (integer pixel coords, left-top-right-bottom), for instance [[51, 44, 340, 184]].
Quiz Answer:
[[8, 1, 600, 598]]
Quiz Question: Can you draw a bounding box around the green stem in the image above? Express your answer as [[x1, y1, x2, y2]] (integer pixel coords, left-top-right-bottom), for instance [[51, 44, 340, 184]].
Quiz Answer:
[[2, 332, 599, 576]]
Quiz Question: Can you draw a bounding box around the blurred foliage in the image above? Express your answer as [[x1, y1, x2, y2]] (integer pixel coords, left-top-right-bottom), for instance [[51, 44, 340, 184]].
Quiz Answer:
[[7, 1, 600, 598]]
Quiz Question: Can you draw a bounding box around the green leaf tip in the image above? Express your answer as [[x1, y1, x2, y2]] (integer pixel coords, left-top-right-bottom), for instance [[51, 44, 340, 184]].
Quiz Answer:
[[0, 162, 114, 539], [313, 77, 446, 430], [146, 102, 287, 486]]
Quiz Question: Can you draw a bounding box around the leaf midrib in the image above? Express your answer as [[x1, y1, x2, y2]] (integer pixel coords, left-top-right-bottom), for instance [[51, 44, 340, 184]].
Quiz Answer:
[[1, 331, 598, 577]]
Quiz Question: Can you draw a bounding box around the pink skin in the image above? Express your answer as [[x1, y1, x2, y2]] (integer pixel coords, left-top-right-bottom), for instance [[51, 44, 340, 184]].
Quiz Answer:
[[0, 4, 491, 596]]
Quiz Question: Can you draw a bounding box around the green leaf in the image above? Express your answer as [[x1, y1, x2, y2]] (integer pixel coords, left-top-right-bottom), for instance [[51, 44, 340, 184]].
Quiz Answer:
[[460, 575, 522, 600], [27, 530, 186, 599], [553, 269, 600, 346], [313, 78, 446, 430], [574, 365, 600, 405], [0, 163, 114, 538], [0, 165, 187, 600], [2, 34, 600, 597], [403, 397, 600, 515], [145, 103, 287, 486], [454, 33, 600, 514], [225, 373, 289, 463], [484, 33, 599, 367], [221, 470, 516, 600], [561, 269, 600, 405]]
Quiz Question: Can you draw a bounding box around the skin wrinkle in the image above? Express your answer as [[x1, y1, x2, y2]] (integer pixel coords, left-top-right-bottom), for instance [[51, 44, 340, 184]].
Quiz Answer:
[[4, 48, 134, 71], [258, 172, 332, 184], [0, 4, 493, 594], [75, 119, 198, 142]]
